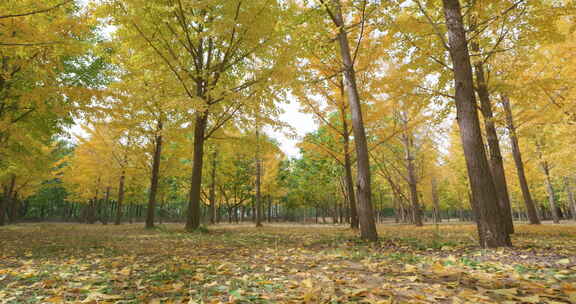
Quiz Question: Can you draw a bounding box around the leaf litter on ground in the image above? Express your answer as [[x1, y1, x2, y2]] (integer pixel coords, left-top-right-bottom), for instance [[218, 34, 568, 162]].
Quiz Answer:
[[0, 222, 575, 303]]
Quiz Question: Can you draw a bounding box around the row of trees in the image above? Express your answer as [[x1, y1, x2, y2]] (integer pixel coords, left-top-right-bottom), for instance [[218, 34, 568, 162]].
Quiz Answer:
[[0, 1, 105, 225], [1, 0, 575, 248], [58, 122, 285, 228]]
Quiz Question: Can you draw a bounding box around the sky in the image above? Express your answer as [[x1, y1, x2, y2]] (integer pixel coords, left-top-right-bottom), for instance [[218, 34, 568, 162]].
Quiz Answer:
[[268, 100, 317, 158]]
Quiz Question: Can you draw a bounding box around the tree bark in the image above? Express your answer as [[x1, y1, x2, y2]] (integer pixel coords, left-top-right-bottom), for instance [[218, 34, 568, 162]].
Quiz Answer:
[[565, 177, 576, 221], [400, 114, 423, 226], [115, 169, 126, 225], [501, 96, 540, 224], [0, 188, 5, 226], [146, 119, 163, 229], [267, 195, 272, 222], [442, 0, 511, 247], [339, 82, 359, 229], [102, 186, 110, 225], [472, 58, 514, 234], [542, 161, 560, 223], [88, 199, 97, 224], [5, 175, 16, 224], [330, 0, 378, 241], [255, 128, 263, 227], [431, 175, 441, 223], [468, 191, 487, 245], [1, 175, 15, 225], [343, 131, 359, 229], [209, 149, 217, 225], [186, 112, 208, 231]]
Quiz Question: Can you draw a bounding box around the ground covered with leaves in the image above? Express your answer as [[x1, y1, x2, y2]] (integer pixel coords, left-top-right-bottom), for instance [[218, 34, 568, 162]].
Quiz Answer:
[[1, 222, 575, 303]]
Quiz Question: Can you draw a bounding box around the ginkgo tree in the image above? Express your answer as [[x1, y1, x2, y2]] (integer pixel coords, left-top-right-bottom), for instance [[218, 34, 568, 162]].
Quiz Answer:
[[292, 1, 393, 229], [0, 0, 104, 225], [97, 0, 294, 231]]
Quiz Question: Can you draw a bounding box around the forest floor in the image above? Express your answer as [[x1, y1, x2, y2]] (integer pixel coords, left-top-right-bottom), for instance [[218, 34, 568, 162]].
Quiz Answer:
[[1, 222, 575, 303]]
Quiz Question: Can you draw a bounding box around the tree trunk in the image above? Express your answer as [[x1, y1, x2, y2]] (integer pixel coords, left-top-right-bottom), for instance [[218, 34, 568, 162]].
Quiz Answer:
[[255, 128, 263, 227], [393, 194, 400, 223], [431, 175, 441, 223], [186, 112, 208, 231], [0, 189, 5, 226], [146, 119, 163, 229], [339, 85, 359, 229], [102, 186, 110, 225], [401, 116, 423, 227], [468, 191, 487, 245], [88, 200, 97, 224], [331, 0, 377, 241], [128, 203, 133, 223], [343, 131, 359, 230], [500, 96, 540, 224], [542, 162, 560, 223], [209, 149, 217, 225], [565, 177, 576, 221], [472, 58, 514, 234], [267, 196, 272, 222], [3, 175, 16, 225], [115, 170, 126, 225], [442, 0, 511, 248]]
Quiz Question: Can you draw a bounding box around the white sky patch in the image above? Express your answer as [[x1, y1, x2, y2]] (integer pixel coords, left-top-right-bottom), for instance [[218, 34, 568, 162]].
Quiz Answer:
[[267, 100, 317, 159]]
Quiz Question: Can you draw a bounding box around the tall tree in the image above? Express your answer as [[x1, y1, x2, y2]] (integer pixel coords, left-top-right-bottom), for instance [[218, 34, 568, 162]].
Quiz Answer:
[[441, 0, 511, 247], [145, 119, 163, 229], [500, 96, 541, 224], [319, 0, 378, 241]]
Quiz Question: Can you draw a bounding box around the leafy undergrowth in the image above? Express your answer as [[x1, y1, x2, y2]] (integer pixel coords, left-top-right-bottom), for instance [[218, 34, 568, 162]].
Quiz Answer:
[[1, 223, 575, 303]]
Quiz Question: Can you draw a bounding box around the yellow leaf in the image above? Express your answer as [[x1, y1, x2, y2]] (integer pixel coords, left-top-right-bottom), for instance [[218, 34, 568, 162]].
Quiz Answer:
[[301, 278, 313, 289], [118, 267, 131, 276], [556, 258, 570, 265], [45, 296, 65, 303]]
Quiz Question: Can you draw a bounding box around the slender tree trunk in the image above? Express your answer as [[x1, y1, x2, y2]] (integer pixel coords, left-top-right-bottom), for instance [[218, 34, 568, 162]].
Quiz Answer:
[[7, 196, 17, 224], [88, 200, 97, 224], [500, 96, 540, 224], [431, 175, 441, 223], [343, 139, 359, 229], [393, 194, 400, 223], [338, 176, 349, 224], [209, 149, 217, 225], [128, 202, 133, 224], [1, 175, 15, 225], [472, 58, 514, 234], [146, 120, 163, 229], [0, 188, 5, 226], [565, 177, 576, 221], [88, 182, 100, 224], [4, 175, 16, 224], [267, 196, 272, 222], [186, 112, 208, 231], [115, 170, 126, 225], [255, 128, 263, 227], [339, 82, 359, 230], [542, 162, 560, 223], [330, 0, 377, 241], [442, 0, 511, 247], [102, 186, 110, 225], [400, 116, 423, 227]]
